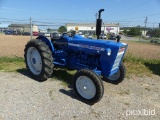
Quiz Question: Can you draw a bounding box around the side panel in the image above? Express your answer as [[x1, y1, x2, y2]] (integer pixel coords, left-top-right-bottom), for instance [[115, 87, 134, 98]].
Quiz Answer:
[[68, 38, 128, 77]]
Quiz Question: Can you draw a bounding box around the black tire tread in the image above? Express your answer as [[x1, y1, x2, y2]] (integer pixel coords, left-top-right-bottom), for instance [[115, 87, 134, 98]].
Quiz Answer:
[[24, 39, 54, 81]]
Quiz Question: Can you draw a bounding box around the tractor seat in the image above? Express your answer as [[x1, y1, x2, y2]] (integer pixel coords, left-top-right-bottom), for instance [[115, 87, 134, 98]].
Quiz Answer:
[[51, 33, 61, 41]]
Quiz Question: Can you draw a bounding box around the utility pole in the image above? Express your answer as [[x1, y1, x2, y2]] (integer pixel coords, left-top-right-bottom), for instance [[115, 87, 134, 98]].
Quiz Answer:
[[117, 22, 119, 35], [95, 13, 98, 20], [144, 17, 148, 36], [103, 22, 105, 36], [30, 17, 33, 40]]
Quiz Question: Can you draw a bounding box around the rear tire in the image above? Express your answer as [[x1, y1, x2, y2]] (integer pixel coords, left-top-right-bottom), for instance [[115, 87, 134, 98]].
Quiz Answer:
[[73, 69, 104, 105], [24, 39, 54, 81]]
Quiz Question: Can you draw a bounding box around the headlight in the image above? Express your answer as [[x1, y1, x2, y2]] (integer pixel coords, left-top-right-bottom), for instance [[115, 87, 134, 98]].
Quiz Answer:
[[107, 48, 112, 56]]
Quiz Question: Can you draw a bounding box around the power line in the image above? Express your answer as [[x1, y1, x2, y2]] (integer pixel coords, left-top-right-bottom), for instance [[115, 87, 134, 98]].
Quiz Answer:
[[0, 17, 28, 21], [0, 15, 159, 29], [119, 12, 160, 21], [32, 21, 66, 25]]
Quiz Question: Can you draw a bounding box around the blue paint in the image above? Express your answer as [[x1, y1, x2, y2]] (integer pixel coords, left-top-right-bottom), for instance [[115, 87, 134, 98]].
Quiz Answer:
[[32, 58, 36, 64], [36, 34, 128, 77]]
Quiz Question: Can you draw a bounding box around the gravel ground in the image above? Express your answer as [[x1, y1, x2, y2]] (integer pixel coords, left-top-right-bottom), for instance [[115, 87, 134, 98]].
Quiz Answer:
[[0, 72, 159, 120]]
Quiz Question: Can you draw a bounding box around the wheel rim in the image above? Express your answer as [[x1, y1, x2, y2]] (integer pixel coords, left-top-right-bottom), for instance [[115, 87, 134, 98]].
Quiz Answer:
[[107, 69, 120, 81], [27, 47, 42, 75], [76, 76, 96, 99]]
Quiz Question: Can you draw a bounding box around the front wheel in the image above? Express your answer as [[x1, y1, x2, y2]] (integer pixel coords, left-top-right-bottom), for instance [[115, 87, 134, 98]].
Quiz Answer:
[[73, 69, 104, 105], [106, 63, 126, 84]]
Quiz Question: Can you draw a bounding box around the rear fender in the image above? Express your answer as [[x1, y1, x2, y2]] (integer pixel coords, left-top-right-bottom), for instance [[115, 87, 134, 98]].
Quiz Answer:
[[36, 36, 54, 53]]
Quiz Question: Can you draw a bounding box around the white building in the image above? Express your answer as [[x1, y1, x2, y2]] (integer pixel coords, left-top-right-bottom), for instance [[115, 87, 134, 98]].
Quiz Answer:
[[66, 23, 120, 35], [8, 24, 39, 32]]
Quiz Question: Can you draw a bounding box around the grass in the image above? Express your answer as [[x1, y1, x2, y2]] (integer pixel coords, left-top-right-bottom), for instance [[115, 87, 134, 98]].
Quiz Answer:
[[0, 52, 159, 85], [51, 68, 76, 86], [0, 57, 25, 72], [123, 52, 160, 77], [0, 32, 4, 35], [118, 89, 130, 96], [122, 39, 160, 46], [49, 90, 55, 100]]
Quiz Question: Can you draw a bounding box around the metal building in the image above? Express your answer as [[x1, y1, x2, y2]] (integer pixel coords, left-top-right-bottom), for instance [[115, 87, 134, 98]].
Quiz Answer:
[[8, 24, 38, 32], [66, 23, 119, 35]]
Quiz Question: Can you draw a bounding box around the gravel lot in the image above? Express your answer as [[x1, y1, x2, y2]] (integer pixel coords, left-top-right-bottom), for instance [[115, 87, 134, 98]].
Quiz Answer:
[[0, 72, 159, 120]]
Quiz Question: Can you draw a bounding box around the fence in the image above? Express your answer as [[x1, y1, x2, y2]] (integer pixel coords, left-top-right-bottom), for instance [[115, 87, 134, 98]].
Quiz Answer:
[[0, 17, 160, 42], [0, 17, 160, 58]]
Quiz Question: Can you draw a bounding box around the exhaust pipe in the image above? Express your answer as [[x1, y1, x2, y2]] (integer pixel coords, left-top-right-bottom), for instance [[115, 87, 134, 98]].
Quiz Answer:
[[96, 9, 104, 39], [117, 35, 121, 42]]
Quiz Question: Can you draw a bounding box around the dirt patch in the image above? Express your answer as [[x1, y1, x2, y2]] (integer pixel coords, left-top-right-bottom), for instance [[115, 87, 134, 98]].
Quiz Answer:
[[0, 35, 36, 57], [126, 42, 160, 60], [0, 35, 160, 60]]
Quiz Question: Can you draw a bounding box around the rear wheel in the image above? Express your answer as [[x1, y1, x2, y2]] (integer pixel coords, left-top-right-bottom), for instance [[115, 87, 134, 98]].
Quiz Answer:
[[24, 39, 54, 81], [106, 63, 126, 84], [73, 69, 104, 104]]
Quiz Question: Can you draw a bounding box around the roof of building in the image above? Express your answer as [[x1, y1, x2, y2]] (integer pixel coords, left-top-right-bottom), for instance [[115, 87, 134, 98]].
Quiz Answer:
[[8, 24, 36, 28], [66, 23, 119, 27]]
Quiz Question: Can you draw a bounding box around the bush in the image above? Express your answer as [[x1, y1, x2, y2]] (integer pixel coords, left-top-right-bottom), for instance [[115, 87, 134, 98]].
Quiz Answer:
[[127, 27, 142, 36], [150, 40, 154, 43], [150, 40, 160, 45], [154, 40, 158, 43], [147, 29, 160, 37]]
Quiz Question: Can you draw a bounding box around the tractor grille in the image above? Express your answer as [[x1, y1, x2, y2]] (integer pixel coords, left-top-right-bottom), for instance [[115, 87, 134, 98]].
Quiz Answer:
[[111, 47, 125, 71]]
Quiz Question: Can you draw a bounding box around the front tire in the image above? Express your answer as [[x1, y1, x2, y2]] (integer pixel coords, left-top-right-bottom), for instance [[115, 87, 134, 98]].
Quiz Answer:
[[24, 39, 54, 81], [106, 63, 126, 84], [73, 69, 104, 104]]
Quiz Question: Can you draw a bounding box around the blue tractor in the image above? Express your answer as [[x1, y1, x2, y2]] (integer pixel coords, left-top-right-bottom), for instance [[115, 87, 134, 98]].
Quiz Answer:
[[24, 10, 128, 104]]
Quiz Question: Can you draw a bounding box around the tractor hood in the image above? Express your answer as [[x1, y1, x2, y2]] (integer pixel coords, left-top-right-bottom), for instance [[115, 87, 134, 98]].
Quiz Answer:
[[67, 35, 127, 52]]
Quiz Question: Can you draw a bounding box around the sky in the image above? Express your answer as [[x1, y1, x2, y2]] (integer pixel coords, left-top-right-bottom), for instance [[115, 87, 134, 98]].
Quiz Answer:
[[0, 0, 160, 28]]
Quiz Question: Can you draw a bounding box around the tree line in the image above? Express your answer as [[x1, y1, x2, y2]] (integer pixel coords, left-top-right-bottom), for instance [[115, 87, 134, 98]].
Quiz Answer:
[[123, 27, 160, 37]]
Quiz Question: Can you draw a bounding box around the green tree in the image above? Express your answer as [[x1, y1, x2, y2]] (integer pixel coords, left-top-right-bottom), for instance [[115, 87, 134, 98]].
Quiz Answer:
[[47, 28, 51, 33], [127, 27, 142, 36], [123, 29, 128, 35], [58, 26, 67, 33]]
